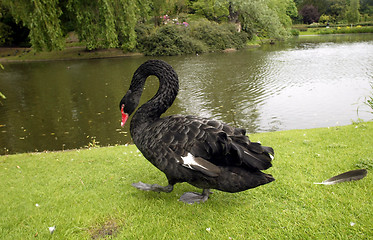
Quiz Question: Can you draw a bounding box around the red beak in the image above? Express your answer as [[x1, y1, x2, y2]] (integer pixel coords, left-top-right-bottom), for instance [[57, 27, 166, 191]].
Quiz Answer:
[[121, 105, 129, 127]]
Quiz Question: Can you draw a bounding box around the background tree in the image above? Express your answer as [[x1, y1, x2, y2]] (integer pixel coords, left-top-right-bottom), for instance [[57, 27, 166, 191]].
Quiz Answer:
[[299, 5, 320, 23], [235, 0, 289, 39], [326, 0, 348, 23], [298, 0, 329, 16], [190, 0, 227, 22], [346, 0, 360, 23], [207, 0, 292, 39], [360, 0, 373, 15], [269, 0, 298, 28], [1, 0, 64, 51], [149, 0, 178, 26], [67, 0, 138, 51]]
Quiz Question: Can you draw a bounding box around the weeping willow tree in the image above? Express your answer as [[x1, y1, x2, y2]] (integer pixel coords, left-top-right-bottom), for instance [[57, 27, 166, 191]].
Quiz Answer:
[[194, 0, 297, 40], [226, 0, 293, 40], [1, 0, 140, 51], [67, 0, 138, 51], [1, 0, 64, 51], [1, 0, 297, 51]]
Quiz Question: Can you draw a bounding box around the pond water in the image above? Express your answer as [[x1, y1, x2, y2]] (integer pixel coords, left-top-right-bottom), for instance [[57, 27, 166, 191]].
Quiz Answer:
[[1, 34, 372, 154]]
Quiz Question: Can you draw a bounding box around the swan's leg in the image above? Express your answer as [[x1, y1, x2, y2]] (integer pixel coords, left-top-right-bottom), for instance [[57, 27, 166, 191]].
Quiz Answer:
[[132, 181, 174, 193], [179, 189, 212, 204]]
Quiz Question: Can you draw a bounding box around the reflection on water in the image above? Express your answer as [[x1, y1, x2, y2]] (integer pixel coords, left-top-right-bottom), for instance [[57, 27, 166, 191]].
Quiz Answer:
[[1, 34, 372, 154]]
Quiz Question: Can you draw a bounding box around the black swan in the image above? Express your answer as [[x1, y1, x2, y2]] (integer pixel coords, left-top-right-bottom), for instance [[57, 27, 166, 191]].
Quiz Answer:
[[119, 60, 274, 204]]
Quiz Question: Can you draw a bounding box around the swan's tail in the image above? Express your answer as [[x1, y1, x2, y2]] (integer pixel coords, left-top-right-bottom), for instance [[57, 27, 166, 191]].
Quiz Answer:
[[230, 136, 274, 170]]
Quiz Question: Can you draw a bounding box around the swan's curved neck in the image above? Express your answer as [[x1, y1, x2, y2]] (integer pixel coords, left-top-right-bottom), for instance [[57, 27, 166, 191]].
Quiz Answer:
[[130, 61, 179, 133]]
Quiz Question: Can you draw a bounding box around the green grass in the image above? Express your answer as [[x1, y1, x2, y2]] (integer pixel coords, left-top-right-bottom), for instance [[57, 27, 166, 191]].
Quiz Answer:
[[1, 122, 372, 239], [298, 26, 373, 35]]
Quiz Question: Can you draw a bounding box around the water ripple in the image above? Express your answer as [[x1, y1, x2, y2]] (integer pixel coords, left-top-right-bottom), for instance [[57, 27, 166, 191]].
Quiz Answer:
[[1, 34, 373, 153]]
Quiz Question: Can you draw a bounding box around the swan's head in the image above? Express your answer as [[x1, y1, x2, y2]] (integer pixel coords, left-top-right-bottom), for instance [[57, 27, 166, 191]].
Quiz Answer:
[[119, 89, 141, 127]]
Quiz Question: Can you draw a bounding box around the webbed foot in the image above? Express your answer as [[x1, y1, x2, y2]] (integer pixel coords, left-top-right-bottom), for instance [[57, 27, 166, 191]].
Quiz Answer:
[[132, 181, 173, 193], [179, 189, 212, 204]]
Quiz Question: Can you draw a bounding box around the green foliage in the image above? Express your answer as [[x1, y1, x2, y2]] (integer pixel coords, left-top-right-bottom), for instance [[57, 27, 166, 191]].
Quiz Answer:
[[228, 0, 289, 40], [294, 0, 373, 24], [1, 0, 64, 51], [318, 26, 373, 34], [67, 0, 137, 51], [269, 0, 298, 28], [137, 24, 207, 56], [346, 0, 360, 23], [137, 20, 248, 56], [0, 0, 298, 52], [0, 6, 30, 47], [190, 19, 248, 50], [0, 22, 12, 46], [290, 28, 300, 36], [319, 14, 331, 24], [191, 0, 228, 22], [327, 0, 348, 23], [1, 0, 372, 53]]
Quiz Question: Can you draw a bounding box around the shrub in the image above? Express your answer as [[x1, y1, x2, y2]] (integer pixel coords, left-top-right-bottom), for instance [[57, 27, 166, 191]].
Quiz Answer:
[[290, 29, 300, 36], [0, 22, 12, 46], [190, 20, 248, 51], [137, 24, 206, 56], [136, 20, 249, 56], [319, 26, 373, 34], [135, 24, 153, 52]]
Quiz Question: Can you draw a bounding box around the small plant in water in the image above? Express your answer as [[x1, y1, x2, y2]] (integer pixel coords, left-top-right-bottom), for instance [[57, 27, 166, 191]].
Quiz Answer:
[[0, 63, 5, 103], [86, 136, 100, 148], [366, 83, 373, 115], [356, 83, 373, 119]]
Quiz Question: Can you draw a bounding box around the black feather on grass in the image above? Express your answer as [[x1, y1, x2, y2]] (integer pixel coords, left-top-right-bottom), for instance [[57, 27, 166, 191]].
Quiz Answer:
[[314, 169, 367, 185]]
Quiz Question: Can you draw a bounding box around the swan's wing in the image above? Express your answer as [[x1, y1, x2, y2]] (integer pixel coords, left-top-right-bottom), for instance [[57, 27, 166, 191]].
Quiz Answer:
[[185, 116, 274, 171], [179, 153, 221, 177], [158, 115, 274, 176]]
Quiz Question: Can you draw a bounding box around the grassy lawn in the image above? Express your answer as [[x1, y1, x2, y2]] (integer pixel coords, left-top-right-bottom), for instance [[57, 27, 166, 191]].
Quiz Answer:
[[297, 25, 373, 36], [1, 122, 372, 239]]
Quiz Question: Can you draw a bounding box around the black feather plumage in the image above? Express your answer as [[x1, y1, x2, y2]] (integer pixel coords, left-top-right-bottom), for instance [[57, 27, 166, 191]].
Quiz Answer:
[[120, 60, 274, 203]]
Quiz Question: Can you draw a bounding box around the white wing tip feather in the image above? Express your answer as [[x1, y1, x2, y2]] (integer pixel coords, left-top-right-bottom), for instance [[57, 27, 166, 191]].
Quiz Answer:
[[181, 153, 208, 170]]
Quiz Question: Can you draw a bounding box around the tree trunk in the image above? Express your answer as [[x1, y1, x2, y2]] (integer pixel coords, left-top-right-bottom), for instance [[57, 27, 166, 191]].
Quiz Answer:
[[228, 2, 241, 32]]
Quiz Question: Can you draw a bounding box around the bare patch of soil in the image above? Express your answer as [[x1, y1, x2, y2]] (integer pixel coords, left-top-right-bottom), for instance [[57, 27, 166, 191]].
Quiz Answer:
[[89, 219, 120, 239]]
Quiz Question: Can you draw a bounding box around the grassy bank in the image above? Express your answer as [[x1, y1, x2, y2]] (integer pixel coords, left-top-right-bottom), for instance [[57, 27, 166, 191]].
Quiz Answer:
[[1, 122, 372, 239], [0, 46, 143, 62], [295, 25, 373, 36]]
